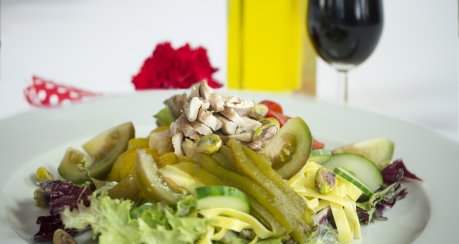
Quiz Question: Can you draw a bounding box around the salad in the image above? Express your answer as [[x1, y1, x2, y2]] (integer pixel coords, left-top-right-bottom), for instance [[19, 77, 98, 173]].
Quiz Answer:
[[31, 81, 421, 244]]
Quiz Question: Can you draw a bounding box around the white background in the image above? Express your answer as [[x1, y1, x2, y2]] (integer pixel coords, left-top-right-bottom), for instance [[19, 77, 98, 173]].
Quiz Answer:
[[1, 0, 458, 140]]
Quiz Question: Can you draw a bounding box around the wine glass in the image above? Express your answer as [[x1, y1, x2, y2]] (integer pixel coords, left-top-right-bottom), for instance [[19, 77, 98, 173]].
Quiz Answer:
[[307, 0, 383, 104]]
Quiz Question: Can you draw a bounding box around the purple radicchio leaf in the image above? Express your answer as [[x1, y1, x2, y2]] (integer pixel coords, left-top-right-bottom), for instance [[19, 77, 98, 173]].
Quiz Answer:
[[35, 215, 80, 242], [33, 180, 92, 242], [356, 207, 370, 224], [381, 159, 422, 185], [357, 159, 420, 224], [357, 170, 408, 224], [315, 207, 332, 225]]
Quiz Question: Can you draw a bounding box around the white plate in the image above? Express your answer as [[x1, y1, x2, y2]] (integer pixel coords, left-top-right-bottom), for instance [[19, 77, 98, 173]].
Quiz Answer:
[[0, 91, 457, 243]]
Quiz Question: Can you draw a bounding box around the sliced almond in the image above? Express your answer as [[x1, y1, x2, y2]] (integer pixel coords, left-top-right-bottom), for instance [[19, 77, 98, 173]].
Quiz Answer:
[[225, 96, 241, 106], [169, 121, 178, 135], [185, 97, 203, 122], [199, 80, 214, 100], [216, 115, 238, 135], [200, 98, 211, 111], [228, 132, 253, 142], [209, 93, 225, 112], [182, 138, 198, 158], [164, 93, 188, 118], [191, 121, 213, 136], [188, 82, 201, 100], [198, 109, 221, 131], [239, 117, 262, 132], [172, 115, 199, 140], [231, 99, 255, 116], [172, 133, 184, 156], [220, 107, 245, 127]]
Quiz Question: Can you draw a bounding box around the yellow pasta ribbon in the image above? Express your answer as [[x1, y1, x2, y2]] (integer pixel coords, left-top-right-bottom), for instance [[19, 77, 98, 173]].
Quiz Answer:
[[344, 204, 362, 240], [340, 179, 363, 202], [212, 227, 228, 241], [207, 216, 251, 232], [197, 226, 214, 244], [305, 197, 320, 210], [199, 208, 276, 239], [288, 162, 363, 243], [330, 202, 352, 243], [249, 236, 259, 244]]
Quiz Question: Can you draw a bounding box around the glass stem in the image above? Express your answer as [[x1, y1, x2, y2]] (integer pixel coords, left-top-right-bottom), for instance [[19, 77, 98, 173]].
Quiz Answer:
[[337, 70, 349, 105]]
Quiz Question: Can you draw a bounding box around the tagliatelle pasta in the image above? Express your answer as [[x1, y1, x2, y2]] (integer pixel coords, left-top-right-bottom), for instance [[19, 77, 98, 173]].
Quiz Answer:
[[288, 162, 363, 242], [198, 208, 277, 239]]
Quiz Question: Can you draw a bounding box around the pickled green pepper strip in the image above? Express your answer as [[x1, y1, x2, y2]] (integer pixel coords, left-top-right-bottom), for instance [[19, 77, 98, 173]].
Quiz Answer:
[[211, 152, 236, 172], [193, 153, 301, 239], [248, 196, 286, 236], [241, 143, 314, 226], [174, 161, 224, 186], [217, 145, 238, 171], [227, 139, 311, 236]]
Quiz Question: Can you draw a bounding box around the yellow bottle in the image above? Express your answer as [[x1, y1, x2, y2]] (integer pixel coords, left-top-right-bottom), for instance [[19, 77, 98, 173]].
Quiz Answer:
[[228, 0, 316, 94]]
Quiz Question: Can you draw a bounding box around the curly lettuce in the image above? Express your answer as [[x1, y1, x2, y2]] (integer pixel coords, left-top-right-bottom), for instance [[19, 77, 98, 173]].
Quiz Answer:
[[154, 107, 175, 126], [34, 180, 92, 242], [61, 193, 207, 244]]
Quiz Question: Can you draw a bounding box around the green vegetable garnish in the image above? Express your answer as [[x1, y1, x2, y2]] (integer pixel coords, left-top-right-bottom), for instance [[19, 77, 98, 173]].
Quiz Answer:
[[61, 193, 207, 244], [154, 107, 175, 126]]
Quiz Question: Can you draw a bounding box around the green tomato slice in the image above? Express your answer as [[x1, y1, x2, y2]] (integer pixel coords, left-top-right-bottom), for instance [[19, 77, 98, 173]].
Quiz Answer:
[[261, 117, 312, 179]]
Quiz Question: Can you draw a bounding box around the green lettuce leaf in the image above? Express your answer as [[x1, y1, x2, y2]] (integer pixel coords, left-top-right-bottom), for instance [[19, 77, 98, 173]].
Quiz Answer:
[[154, 107, 175, 126], [356, 170, 406, 224], [61, 193, 207, 244]]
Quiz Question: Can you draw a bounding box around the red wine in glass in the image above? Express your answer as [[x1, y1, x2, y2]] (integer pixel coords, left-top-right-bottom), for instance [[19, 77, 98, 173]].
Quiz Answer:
[[307, 0, 383, 103]]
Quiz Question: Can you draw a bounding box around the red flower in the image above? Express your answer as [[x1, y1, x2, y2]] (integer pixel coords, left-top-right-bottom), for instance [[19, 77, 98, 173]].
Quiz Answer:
[[132, 42, 222, 90]]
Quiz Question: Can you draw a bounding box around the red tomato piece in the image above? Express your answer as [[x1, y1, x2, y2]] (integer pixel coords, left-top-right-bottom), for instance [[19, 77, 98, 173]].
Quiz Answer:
[[312, 138, 325, 150], [265, 110, 291, 127], [260, 100, 283, 114]]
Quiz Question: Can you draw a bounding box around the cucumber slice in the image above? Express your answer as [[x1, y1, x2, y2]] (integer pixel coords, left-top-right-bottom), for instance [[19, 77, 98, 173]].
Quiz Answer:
[[333, 167, 373, 198], [323, 153, 383, 194], [307, 155, 332, 165], [196, 185, 250, 213], [309, 149, 332, 165], [310, 149, 332, 157]]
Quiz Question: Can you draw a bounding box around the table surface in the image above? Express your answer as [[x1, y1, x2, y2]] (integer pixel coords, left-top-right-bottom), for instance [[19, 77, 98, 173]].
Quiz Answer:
[[1, 0, 457, 141]]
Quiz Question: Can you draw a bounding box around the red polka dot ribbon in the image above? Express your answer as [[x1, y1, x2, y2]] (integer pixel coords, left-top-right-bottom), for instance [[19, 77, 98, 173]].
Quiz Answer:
[[24, 76, 102, 108]]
